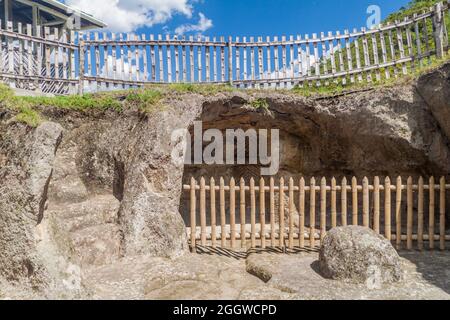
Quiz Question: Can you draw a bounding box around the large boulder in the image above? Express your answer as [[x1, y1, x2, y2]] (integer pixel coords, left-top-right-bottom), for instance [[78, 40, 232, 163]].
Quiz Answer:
[[319, 226, 403, 284]]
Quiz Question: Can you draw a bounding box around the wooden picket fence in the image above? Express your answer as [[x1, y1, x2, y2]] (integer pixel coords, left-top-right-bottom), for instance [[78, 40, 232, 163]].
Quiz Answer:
[[0, 2, 448, 94], [184, 176, 449, 251]]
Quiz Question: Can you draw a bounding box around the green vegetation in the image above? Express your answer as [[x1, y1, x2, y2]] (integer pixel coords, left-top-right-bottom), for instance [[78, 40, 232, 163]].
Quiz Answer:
[[292, 55, 449, 97], [14, 105, 43, 127], [165, 83, 233, 95], [250, 98, 270, 110], [125, 88, 163, 112]]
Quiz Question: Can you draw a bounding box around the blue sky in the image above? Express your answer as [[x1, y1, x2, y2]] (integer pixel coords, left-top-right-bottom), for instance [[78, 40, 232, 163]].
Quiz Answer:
[[150, 0, 411, 37], [67, 0, 412, 36]]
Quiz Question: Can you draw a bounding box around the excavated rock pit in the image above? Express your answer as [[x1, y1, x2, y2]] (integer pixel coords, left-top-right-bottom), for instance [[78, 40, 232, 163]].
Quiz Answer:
[[0, 63, 449, 299]]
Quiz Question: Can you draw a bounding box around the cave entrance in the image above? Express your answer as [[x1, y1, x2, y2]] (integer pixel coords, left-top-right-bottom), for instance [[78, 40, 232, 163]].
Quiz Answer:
[[177, 97, 450, 252]]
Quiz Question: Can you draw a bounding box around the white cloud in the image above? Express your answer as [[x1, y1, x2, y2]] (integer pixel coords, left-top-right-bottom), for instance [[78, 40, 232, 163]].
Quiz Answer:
[[66, 0, 194, 32], [174, 12, 213, 35]]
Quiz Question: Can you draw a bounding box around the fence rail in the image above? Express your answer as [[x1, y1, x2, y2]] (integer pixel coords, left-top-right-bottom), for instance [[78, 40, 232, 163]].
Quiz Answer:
[[0, 2, 449, 94], [183, 176, 449, 252]]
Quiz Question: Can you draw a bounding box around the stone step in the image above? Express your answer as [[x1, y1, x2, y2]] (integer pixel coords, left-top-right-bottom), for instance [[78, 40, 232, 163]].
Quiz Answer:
[[49, 195, 120, 232], [71, 224, 121, 267]]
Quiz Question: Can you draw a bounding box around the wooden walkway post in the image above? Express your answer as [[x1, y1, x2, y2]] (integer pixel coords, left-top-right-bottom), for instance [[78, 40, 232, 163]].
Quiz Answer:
[[433, 2, 445, 59], [429, 176, 435, 250], [320, 177, 327, 243], [289, 177, 295, 249], [260, 178, 266, 249], [279, 177, 285, 248], [418, 177, 424, 251], [200, 177, 207, 246], [310, 177, 316, 248], [190, 177, 196, 251], [385, 177, 392, 240], [299, 177, 306, 248], [352, 177, 358, 225], [250, 178, 256, 248], [220, 177, 226, 247], [240, 178, 246, 248], [210, 177, 217, 248], [230, 177, 236, 248], [440, 177, 446, 250], [407, 177, 413, 250], [396, 176, 403, 249], [362, 177, 370, 228]]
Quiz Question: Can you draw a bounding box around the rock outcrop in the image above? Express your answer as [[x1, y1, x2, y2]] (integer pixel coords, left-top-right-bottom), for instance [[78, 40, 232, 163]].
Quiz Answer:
[[0, 63, 449, 298], [0, 121, 76, 294], [319, 226, 403, 284]]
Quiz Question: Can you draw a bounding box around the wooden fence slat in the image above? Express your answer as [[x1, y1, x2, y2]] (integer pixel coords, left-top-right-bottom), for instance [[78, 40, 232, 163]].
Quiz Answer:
[[210, 177, 216, 248], [221, 36, 226, 82], [299, 177, 306, 248], [230, 177, 236, 248], [363, 177, 370, 227], [213, 37, 217, 82], [371, 32, 381, 81], [288, 177, 295, 249], [336, 31, 344, 85], [341, 177, 348, 226], [166, 35, 172, 83], [313, 33, 320, 85], [190, 177, 196, 251], [196, 36, 202, 82], [220, 177, 226, 247], [270, 177, 276, 246], [354, 29, 363, 82], [158, 35, 163, 81], [362, 28, 372, 82], [189, 36, 194, 82], [235, 37, 240, 81], [418, 177, 424, 250], [396, 176, 403, 250], [352, 177, 358, 225], [200, 177, 207, 246], [373, 176, 380, 233], [414, 14, 423, 68], [205, 37, 210, 82], [260, 177, 266, 249], [344, 30, 354, 83], [175, 35, 180, 82], [44, 26, 51, 77], [279, 177, 285, 248], [396, 21, 408, 75], [407, 176, 413, 250], [429, 176, 435, 250], [250, 177, 256, 248], [17, 23, 23, 77], [329, 31, 337, 77], [142, 34, 148, 81], [281, 36, 287, 86], [297, 35, 303, 80], [250, 37, 255, 82], [26, 24, 32, 76], [320, 177, 327, 243], [240, 178, 246, 248], [379, 29, 390, 79], [243, 37, 248, 81], [385, 177, 392, 240], [127, 33, 133, 81], [310, 177, 316, 248], [273, 36, 279, 85], [440, 177, 446, 251], [331, 177, 337, 228]]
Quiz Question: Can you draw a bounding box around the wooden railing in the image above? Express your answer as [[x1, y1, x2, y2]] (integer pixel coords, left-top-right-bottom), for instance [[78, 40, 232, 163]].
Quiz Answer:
[[0, 2, 449, 94], [183, 176, 449, 251]]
